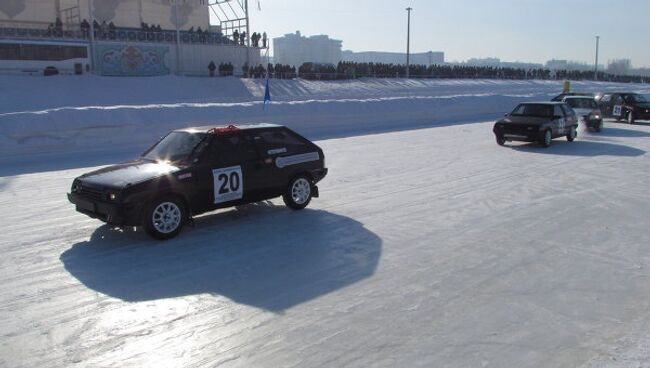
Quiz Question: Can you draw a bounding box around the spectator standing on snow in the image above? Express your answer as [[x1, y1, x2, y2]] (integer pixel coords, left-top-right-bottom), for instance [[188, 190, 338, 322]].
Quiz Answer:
[[208, 61, 216, 77], [262, 32, 267, 48]]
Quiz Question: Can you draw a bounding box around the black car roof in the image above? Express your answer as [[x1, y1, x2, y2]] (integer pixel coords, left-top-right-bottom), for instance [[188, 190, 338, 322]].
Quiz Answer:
[[520, 101, 566, 105], [174, 123, 282, 134]]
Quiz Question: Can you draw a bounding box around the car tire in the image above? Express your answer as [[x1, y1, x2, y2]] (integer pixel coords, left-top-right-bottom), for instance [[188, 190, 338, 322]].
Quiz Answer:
[[283, 175, 312, 210], [144, 196, 186, 240], [496, 135, 506, 146], [628, 112, 635, 125], [540, 129, 552, 148], [567, 125, 577, 142]]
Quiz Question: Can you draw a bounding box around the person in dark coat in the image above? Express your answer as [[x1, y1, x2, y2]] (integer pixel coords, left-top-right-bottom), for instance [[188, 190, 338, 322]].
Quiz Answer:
[[208, 61, 216, 77]]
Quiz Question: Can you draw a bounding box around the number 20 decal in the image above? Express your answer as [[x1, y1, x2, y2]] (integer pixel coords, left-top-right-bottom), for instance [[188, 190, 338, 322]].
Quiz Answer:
[[613, 105, 622, 117], [213, 166, 243, 204]]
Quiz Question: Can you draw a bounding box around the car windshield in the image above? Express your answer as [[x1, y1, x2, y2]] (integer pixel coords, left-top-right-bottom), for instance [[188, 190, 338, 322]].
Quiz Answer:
[[511, 104, 554, 118], [565, 98, 597, 109], [143, 132, 207, 162], [624, 94, 647, 103]]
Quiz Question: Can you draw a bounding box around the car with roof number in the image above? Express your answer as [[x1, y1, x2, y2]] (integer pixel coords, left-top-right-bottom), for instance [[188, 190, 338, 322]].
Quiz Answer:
[[493, 102, 579, 147], [561, 96, 604, 132], [68, 124, 328, 239], [595, 92, 650, 124]]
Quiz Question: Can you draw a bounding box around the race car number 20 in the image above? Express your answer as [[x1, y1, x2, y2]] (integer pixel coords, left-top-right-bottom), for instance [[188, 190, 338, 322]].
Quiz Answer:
[[213, 166, 243, 204]]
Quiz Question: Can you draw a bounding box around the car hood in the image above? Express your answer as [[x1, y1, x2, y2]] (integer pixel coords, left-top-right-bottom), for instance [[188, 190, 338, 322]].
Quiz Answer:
[[496, 116, 550, 125], [632, 103, 650, 109], [78, 159, 183, 189]]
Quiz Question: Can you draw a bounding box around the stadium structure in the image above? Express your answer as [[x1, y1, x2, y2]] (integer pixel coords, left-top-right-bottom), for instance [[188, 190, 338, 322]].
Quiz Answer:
[[0, 0, 263, 76]]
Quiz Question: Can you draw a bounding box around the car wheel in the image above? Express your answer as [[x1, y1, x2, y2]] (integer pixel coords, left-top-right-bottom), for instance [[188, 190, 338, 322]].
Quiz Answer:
[[496, 135, 506, 146], [567, 125, 577, 142], [283, 175, 312, 210], [144, 196, 186, 240], [628, 112, 635, 125], [540, 129, 552, 148]]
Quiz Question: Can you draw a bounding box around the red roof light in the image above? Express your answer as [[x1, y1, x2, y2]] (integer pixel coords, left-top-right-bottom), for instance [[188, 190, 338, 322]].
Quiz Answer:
[[208, 124, 239, 135]]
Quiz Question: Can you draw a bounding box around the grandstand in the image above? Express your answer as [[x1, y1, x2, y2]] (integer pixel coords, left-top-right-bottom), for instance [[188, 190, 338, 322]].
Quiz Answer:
[[0, 0, 262, 76]]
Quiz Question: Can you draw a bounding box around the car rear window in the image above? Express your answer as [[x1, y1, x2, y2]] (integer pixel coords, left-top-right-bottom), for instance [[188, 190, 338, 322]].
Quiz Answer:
[[565, 98, 597, 109]]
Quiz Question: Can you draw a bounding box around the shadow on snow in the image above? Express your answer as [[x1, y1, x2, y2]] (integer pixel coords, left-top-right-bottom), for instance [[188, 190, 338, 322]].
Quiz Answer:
[[509, 140, 646, 157], [60, 204, 382, 312]]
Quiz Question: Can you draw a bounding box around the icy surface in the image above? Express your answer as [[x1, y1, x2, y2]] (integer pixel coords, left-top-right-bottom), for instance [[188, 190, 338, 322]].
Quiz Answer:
[[1, 77, 650, 367]]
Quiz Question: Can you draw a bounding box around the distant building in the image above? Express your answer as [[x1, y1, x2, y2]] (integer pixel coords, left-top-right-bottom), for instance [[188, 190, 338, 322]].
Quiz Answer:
[[273, 31, 342, 66], [464, 57, 542, 69], [341, 50, 444, 65]]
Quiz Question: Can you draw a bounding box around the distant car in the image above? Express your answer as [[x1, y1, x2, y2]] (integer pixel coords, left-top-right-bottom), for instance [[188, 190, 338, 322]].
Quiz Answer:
[[595, 92, 650, 124], [493, 102, 579, 147], [68, 124, 328, 239], [551, 92, 594, 102], [562, 96, 604, 132]]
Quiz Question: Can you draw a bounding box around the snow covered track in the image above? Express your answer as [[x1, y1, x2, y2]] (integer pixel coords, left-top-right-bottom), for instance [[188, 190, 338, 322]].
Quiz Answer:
[[2, 76, 649, 159], [2, 119, 650, 367]]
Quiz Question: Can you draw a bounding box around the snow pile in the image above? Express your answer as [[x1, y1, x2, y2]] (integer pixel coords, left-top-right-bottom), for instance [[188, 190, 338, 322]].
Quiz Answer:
[[1, 75, 649, 157]]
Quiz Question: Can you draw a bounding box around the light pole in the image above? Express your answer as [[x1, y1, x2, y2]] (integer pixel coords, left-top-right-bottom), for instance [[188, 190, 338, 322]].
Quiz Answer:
[[173, 0, 182, 75], [594, 36, 600, 81], [406, 7, 412, 79]]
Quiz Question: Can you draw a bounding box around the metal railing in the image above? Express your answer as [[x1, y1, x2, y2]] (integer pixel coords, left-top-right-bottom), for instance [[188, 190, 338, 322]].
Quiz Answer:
[[0, 25, 269, 47]]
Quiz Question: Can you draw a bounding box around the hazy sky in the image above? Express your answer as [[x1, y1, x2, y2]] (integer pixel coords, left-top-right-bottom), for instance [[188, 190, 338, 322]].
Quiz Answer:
[[241, 0, 650, 68]]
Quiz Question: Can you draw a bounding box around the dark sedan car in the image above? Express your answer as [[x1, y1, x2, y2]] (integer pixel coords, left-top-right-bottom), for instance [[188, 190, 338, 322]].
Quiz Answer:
[[68, 124, 328, 239], [493, 102, 579, 147], [595, 92, 650, 124]]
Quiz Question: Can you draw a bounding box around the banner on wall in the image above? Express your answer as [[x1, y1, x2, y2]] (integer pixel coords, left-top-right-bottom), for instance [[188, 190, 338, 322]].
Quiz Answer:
[[95, 44, 170, 76]]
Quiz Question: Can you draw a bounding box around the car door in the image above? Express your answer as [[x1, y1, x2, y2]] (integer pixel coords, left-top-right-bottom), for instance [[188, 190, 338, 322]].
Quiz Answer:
[[612, 94, 624, 119], [598, 94, 613, 117], [195, 132, 262, 210], [560, 104, 577, 127], [553, 105, 566, 136], [250, 128, 317, 191]]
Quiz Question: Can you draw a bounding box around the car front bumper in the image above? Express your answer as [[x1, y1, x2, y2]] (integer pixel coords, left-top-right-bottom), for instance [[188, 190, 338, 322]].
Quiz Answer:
[[68, 193, 142, 226], [494, 127, 543, 143]]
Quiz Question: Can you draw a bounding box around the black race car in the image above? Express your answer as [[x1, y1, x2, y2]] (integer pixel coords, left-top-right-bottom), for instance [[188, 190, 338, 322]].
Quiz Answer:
[[595, 92, 650, 124], [493, 102, 579, 147], [68, 124, 328, 239]]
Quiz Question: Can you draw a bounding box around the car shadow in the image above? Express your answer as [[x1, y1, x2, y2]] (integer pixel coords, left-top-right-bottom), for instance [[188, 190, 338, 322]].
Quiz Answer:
[[60, 204, 382, 312], [510, 140, 646, 157], [596, 127, 650, 138]]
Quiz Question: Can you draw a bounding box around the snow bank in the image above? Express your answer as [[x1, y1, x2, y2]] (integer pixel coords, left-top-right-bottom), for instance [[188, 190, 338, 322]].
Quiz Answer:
[[1, 75, 649, 157]]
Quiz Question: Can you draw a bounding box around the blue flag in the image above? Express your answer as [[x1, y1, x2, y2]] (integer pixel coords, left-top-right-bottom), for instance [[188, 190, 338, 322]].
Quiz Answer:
[[263, 77, 271, 110]]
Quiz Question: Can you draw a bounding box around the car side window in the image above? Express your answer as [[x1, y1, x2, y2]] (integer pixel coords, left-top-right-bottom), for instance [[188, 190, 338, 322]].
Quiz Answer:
[[252, 129, 308, 155], [553, 105, 564, 118], [600, 94, 611, 103], [560, 104, 573, 117], [205, 133, 258, 165]]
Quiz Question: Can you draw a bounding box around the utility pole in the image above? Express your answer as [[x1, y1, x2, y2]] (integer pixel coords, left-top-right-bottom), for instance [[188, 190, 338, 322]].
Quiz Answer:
[[406, 7, 412, 79], [173, 0, 182, 75], [594, 36, 600, 81], [87, 0, 95, 73]]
